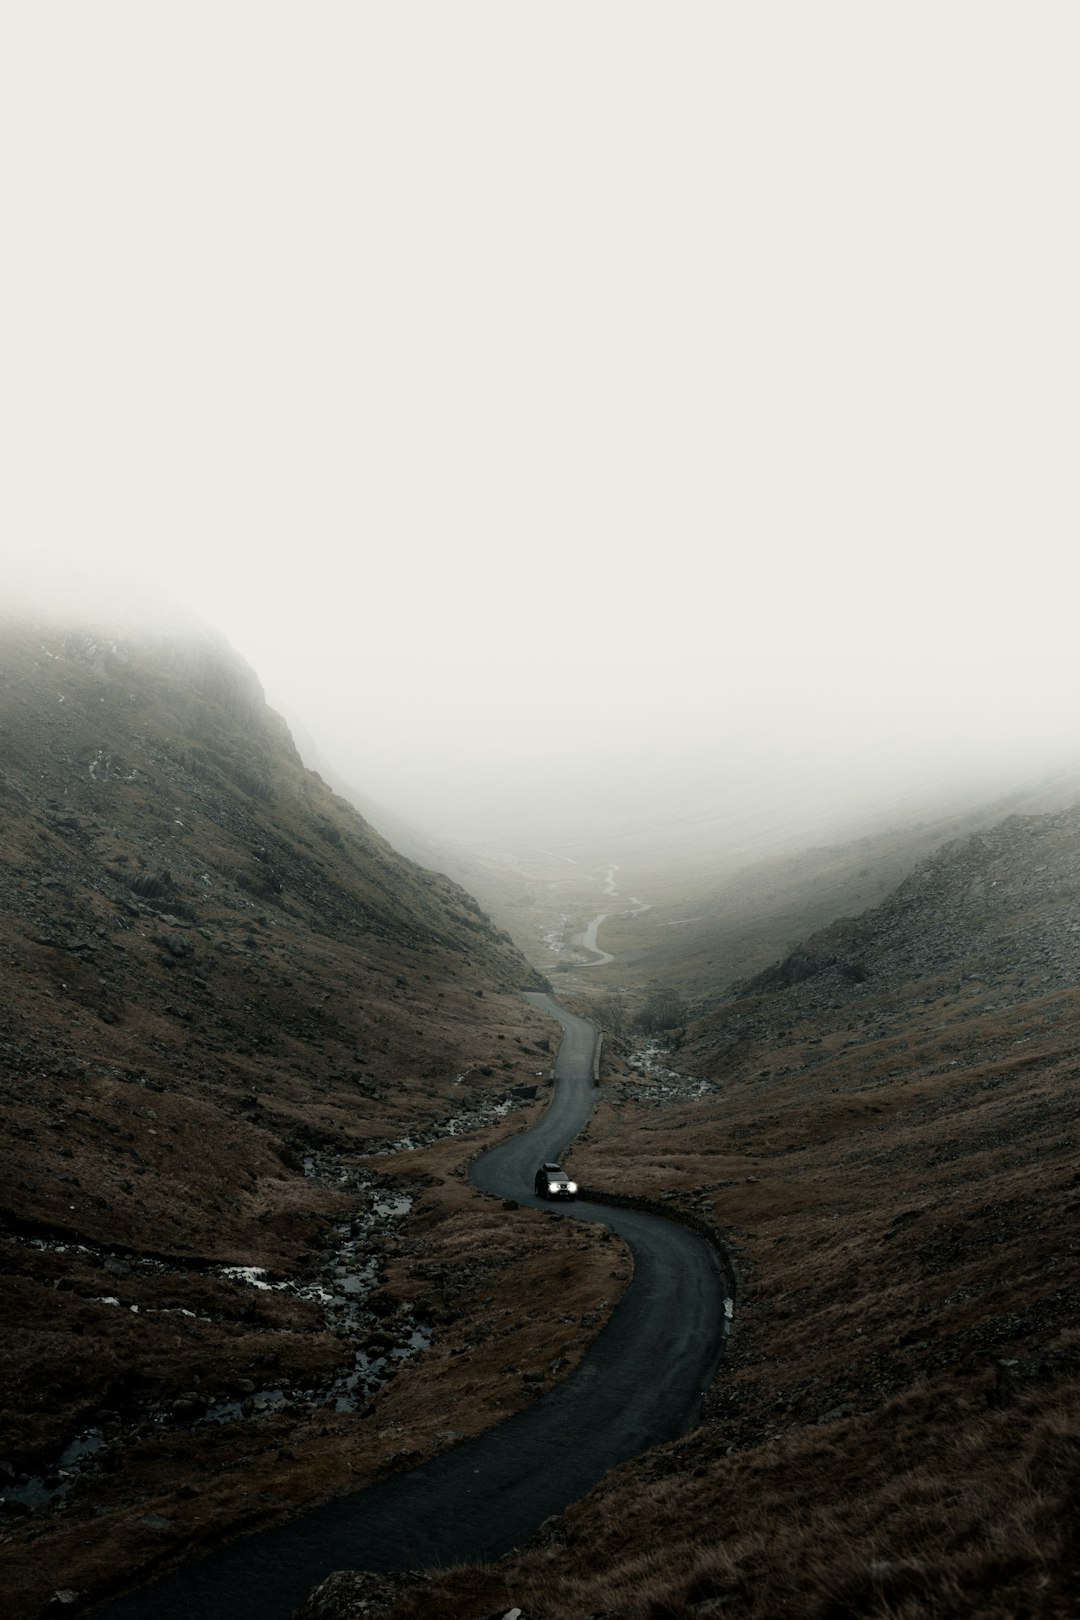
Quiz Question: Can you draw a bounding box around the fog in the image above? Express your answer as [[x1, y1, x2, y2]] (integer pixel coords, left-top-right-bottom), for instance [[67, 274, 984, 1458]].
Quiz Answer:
[[4, 5, 1079, 858]]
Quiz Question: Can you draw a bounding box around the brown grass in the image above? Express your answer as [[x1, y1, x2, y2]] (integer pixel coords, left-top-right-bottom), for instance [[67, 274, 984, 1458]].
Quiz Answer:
[[321, 974, 1080, 1620], [0, 1129, 628, 1618], [0, 620, 626, 1615]]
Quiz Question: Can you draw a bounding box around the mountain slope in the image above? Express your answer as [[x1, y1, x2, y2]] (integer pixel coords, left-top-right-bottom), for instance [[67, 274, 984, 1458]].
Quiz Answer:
[[322, 802, 1080, 1620], [0, 613, 588, 1616], [371, 753, 1080, 1003]]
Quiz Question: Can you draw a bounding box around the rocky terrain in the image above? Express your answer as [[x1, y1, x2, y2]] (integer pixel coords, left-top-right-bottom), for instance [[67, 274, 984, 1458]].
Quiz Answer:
[[0, 614, 627, 1617], [306, 801, 1080, 1618]]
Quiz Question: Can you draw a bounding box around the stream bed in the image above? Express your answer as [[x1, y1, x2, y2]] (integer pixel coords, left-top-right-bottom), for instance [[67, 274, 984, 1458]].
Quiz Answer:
[[1, 1157, 428, 1515]]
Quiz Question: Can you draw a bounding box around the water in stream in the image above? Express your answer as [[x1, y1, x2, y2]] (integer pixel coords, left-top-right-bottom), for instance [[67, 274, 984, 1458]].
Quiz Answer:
[[1, 1160, 427, 1514]]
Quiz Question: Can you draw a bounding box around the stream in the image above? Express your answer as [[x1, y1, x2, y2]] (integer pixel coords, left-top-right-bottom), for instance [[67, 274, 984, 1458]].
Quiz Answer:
[[3, 1080, 549, 1517], [85, 995, 733, 1620], [1, 1162, 426, 1514]]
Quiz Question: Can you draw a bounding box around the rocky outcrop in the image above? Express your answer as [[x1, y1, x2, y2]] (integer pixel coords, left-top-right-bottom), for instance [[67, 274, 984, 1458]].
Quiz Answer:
[[292, 1570, 432, 1618]]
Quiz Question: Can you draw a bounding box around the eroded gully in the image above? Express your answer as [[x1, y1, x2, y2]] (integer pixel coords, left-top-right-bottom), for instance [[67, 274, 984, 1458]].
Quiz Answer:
[[94, 993, 732, 1620]]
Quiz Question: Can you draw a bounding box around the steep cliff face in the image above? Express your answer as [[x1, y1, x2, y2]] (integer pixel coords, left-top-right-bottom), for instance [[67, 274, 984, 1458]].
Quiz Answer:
[[0, 612, 553, 1614]]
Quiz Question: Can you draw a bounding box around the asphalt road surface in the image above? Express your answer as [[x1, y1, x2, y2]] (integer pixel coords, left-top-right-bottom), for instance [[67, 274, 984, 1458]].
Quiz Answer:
[[94, 994, 731, 1620]]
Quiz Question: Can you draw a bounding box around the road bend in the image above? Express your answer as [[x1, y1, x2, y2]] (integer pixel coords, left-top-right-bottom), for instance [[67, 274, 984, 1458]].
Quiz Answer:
[[93, 993, 731, 1620]]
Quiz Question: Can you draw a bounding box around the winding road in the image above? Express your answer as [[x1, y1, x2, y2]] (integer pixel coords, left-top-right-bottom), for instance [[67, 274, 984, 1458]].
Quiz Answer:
[[94, 995, 731, 1620], [574, 914, 615, 965]]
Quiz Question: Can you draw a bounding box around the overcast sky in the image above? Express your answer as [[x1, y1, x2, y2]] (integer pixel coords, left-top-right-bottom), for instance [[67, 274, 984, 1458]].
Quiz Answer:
[[3, 5, 1078, 836]]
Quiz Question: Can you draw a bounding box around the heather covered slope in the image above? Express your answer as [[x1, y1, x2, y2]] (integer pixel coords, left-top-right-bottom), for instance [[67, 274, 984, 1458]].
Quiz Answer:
[[0, 616, 626, 1616], [324, 805, 1080, 1620]]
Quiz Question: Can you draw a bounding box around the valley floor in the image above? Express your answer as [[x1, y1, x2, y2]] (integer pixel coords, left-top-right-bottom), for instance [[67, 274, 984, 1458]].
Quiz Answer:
[[299, 812, 1080, 1619]]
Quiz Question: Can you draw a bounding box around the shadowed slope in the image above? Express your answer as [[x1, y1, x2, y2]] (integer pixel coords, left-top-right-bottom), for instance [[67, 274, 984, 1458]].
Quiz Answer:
[[0, 613, 562, 1617]]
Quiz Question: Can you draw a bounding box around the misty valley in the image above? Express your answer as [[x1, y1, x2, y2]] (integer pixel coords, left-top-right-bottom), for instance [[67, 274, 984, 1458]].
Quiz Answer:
[[2, 611, 1079, 1620]]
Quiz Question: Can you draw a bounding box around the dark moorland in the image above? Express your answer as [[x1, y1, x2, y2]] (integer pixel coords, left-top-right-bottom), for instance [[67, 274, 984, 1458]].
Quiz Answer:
[[0, 616, 626, 1617], [4, 612, 1080, 1620], [331, 806, 1080, 1619]]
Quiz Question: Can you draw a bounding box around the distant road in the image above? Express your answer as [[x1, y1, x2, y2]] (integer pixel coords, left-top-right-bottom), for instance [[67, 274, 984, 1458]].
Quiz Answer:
[[574, 912, 615, 966], [94, 995, 730, 1620]]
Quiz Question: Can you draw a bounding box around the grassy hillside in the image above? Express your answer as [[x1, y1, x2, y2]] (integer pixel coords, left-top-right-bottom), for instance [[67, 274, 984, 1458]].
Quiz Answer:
[[0, 615, 630, 1617], [383, 764, 1080, 1007], [310, 803, 1080, 1619]]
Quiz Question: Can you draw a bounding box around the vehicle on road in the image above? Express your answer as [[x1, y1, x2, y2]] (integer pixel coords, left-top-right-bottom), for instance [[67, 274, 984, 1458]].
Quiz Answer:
[[534, 1162, 578, 1199]]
